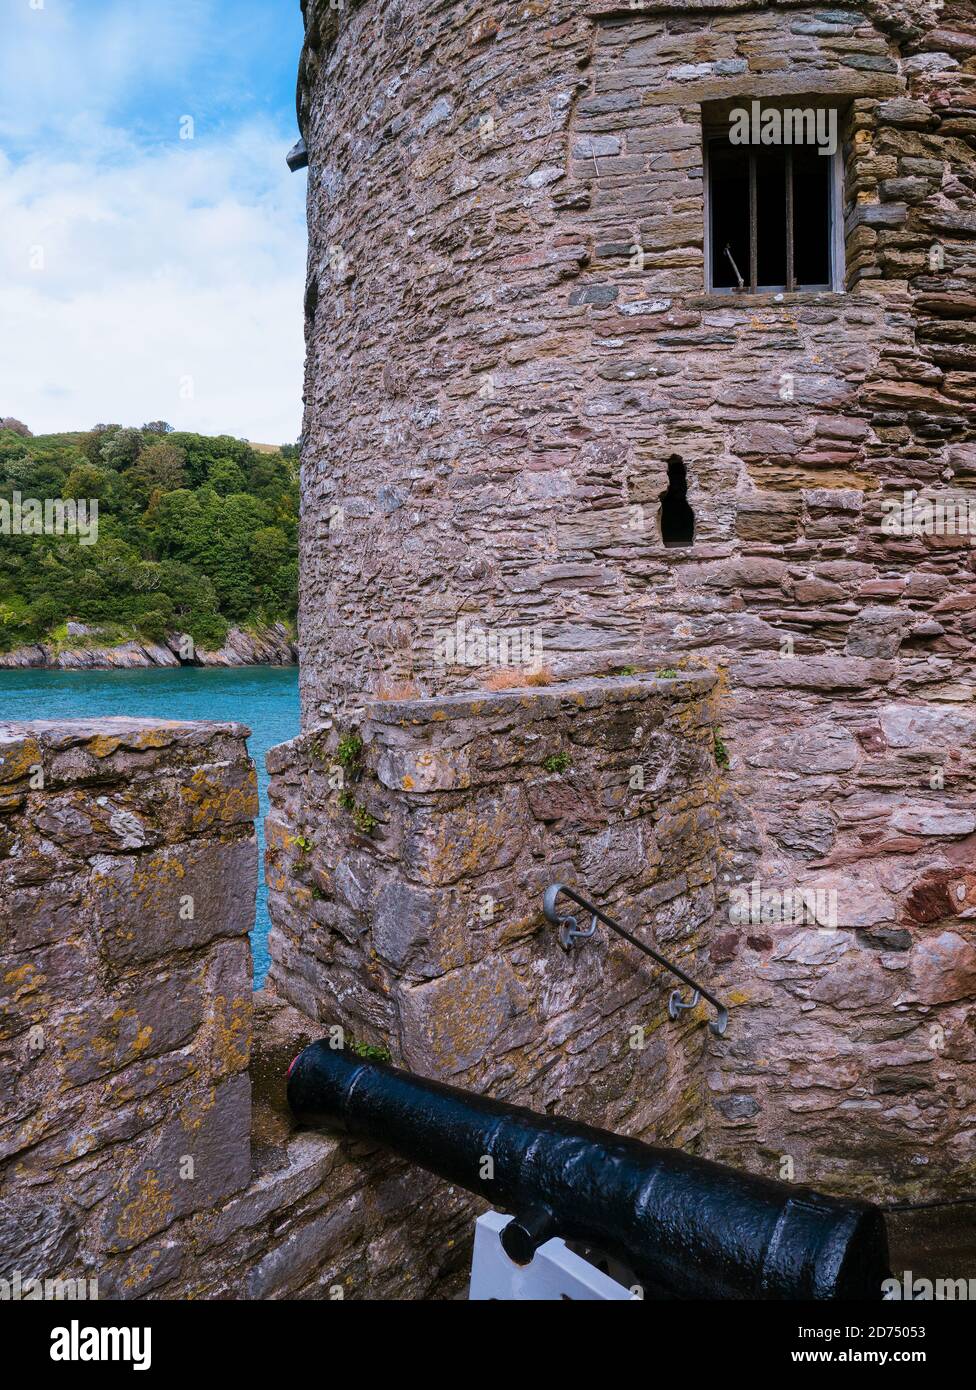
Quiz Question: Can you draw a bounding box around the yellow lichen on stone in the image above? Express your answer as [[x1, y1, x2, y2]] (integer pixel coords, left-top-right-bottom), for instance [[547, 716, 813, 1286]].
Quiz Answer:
[[426, 804, 507, 884], [180, 1086, 216, 1132], [289, 883, 314, 909], [210, 993, 251, 1074], [116, 1171, 174, 1246], [726, 988, 754, 1006], [88, 855, 191, 956], [3, 962, 42, 1003], [415, 962, 518, 1074], [4, 962, 36, 988], [178, 768, 259, 829], [0, 736, 42, 788], [133, 727, 178, 749], [87, 734, 122, 758], [122, 1249, 163, 1291]]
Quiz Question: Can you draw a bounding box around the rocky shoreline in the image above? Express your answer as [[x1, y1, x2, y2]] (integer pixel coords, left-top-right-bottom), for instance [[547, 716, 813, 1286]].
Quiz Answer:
[[0, 622, 298, 670]]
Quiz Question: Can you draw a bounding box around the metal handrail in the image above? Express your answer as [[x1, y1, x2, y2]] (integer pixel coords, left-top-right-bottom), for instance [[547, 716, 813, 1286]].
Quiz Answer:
[[543, 883, 729, 1037]]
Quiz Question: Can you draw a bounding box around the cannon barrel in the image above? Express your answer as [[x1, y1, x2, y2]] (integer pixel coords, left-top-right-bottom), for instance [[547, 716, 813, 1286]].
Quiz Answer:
[[287, 1042, 889, 1300]]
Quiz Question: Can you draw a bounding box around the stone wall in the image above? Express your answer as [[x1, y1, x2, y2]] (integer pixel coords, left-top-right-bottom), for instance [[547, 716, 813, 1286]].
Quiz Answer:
[[706, 686, 976, 1202], [296, 0, 974, 715], [263, 673, 725, 1291], [294, 0, 976, 1202], [4, 0, 974, 1303], [0, 718, 479, 1300], [0, 718, 257, 1295], [267, 673, 721, 1138]]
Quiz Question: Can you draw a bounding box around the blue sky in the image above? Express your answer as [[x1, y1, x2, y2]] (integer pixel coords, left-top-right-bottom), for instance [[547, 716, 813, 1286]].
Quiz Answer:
[[0, 0, 308, 442]]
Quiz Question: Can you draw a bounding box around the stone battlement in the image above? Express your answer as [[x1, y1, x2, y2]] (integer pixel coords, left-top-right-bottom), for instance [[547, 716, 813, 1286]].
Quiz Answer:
[[0, 718, 473, 1299], [267, 674, 722, 1124]]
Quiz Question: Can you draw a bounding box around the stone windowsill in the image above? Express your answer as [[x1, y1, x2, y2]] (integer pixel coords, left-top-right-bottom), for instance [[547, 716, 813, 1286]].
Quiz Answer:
[[691, 291, 851, 310]]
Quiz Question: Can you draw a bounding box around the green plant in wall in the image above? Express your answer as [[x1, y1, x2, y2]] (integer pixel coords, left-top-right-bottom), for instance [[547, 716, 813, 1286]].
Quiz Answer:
[[337, 789, 377, 834], [543, 752, 572, 774], [332, 728, 378, 834], [336, 731, 364, 774], [714, 732, 730, 768], [348, 1039, 392, 1063], [656, 667, 680, 679], [350, 803, 378, 835], [309, 731, 330, 763]]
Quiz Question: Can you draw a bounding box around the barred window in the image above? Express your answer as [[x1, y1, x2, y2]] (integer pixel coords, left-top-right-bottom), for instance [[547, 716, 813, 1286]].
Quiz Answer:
[[705, 126, 843, 293]]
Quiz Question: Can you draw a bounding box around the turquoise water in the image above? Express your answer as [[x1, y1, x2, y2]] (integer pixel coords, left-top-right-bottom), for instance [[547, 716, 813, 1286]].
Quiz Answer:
[[0, 666, 300, 984]]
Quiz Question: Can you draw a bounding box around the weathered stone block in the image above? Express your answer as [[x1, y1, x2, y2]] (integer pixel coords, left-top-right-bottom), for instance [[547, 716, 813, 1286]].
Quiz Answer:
[[102, 1074, 251, 1252], [246, 1193, 363, 1299], [89, 835, 257, 966], [0, 718, 258, 1293], [399, 954, 534, 1078], [913, 932, 976, 1005], [0, 1196, 77, 1281]]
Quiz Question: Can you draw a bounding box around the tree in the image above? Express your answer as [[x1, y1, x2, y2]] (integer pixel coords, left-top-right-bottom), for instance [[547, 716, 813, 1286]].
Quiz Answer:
[[167, 432, 254, 488], [0, 604, 22, 647], [100, 426, 145, 469], [208, 457, 247, 497], [146, 489, 203, 561], [28, 593, 60, 634], [249, 526, 290, 585], [132, 442, 187, 493], [0, 454, 35, 489], [0, 424, 297, 653], [0, 417, 32, 437], [248, 451, 293, 497], [135, 609, 169, 643], [63, 463, 111, 500], [197, 492, 267, 618], [264, 558, 298, 618], [80, 424, 122, 465], [142, 421, 174, 435]]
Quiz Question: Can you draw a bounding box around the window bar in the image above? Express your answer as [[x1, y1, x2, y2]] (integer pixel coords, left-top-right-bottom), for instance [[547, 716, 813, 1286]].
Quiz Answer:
[[785, 149, 795, 292], [748, 150, 758, 292]]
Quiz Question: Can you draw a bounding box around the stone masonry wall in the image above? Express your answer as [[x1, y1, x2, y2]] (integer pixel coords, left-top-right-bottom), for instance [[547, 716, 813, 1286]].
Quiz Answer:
[[294, 0, 976, 1202], [0, 718, 257, 1295], [705, 684, 976, 1203], [0, 718, 475, 1300], [267, 674, 721, 1134], [297, 0, 975, 716]]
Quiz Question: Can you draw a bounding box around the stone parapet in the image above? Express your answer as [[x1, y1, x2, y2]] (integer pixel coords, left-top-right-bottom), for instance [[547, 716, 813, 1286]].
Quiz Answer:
[[267, 673, 723, 1141], [0, 718, 258, 1297], [0, 718, 473, 1300]]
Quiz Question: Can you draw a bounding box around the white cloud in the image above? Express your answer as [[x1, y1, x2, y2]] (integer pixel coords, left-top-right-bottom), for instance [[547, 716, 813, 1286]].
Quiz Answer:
[[0, 0, 308, 443], [0, 123, 307, 442]]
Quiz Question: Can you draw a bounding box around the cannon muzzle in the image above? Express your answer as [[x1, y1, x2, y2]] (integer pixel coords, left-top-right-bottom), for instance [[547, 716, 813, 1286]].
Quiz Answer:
[[288, 1042, 889, 1300]]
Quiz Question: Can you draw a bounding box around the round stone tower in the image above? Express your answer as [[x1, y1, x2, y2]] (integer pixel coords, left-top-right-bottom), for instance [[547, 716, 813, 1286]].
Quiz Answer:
[[287, 0, 976, 1201]]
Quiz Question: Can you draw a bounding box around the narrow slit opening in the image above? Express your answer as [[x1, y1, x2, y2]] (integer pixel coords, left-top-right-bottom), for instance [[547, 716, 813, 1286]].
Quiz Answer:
[[660, 456, 695, 548]]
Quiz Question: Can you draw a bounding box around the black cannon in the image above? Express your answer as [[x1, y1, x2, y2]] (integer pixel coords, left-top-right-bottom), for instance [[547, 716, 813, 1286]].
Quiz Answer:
[[287, 1042, 890, 1300]]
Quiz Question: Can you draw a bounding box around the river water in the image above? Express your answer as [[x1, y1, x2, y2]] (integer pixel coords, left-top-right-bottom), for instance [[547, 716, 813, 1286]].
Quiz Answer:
[[0, 666, 300, 983]]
